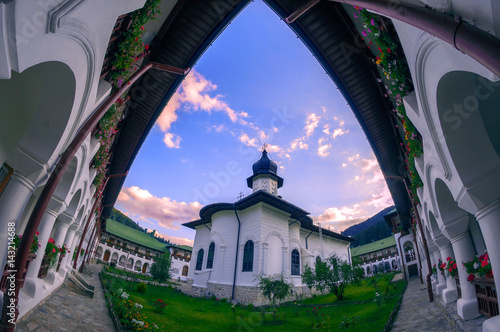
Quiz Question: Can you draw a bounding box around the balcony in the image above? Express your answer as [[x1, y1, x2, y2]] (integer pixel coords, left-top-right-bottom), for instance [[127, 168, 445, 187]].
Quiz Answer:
[[472, 277, 498, 318]]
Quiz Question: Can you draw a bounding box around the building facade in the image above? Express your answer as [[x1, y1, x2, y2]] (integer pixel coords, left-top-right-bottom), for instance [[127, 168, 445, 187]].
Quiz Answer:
[[351, 236, 402, 277], [183, 150, 354, 304]]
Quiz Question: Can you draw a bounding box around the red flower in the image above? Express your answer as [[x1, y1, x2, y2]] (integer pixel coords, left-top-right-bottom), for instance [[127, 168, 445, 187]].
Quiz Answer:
[[467, 274, 475, 282], [479, 254, 485, 261], [52, 248, 56, 253], [378, 46, 383, 53], [482, 260, 489, 267], [36, 231, 39, 236], [452, 263, 457, 269], [145, 44, 149, 50], [446, 257, 451, 261], [387, 48, 391, 53], [135, 37, 138, 42], [448, 268, 452, 272]]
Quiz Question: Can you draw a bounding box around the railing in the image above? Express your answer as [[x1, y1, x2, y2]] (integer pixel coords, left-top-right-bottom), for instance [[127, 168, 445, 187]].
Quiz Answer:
[[472, 277, 498, 318], [38, 254, 51, 279]]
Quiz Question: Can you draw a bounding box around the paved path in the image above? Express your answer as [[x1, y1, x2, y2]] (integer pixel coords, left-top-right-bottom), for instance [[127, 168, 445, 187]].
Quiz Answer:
[[391, 278, 456, 332], [16, 264, 115, 332]]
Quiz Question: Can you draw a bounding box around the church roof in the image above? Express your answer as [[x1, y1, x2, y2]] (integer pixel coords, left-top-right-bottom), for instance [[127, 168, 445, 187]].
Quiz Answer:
[[246, 150, 284, 188], [182, 190, 354, 243], [350, 236, 397, 257], [105, 219, 167, 252]]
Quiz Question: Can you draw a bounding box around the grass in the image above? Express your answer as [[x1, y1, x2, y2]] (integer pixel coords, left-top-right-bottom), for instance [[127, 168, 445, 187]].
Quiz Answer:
[[104, 265, 155, 281], [101, 272, 405, 332]]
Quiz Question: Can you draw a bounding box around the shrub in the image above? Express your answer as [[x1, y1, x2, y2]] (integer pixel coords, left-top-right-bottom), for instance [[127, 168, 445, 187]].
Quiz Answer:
[[136, 282, 147, 294], [221, 298, 228, 303], [150, 252, 171, 282]]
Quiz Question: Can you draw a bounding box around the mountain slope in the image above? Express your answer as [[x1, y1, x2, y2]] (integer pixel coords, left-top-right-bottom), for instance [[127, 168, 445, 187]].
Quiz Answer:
[[341, 206, 395, 247]]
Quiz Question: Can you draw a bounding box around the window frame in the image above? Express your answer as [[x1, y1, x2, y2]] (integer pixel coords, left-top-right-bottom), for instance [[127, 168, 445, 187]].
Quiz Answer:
[[291, 249, 300, 276], [195, 249, 204, 271], [0, 163, 13, 196], [242, 240, 254, 272], [206, 242, 215, 269]]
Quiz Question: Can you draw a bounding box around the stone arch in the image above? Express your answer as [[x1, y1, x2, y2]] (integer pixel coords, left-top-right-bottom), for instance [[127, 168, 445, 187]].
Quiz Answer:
[[127, 257, 134, 269], [209, 231, 225, 247], [53, 156, 79, 201], [103, 249, 110, 262], [0, 61, 76, 167], [436, 71, 500, 188], [434, 178, 470, 238], [95, 246, 103, 259], [134, 260, 142, 272], [264, 230, 285, 246], [64, 188, 82, 218], [142, 262, 149, 274], [119, 255, 126, 267], [111, 252, 118, 264]]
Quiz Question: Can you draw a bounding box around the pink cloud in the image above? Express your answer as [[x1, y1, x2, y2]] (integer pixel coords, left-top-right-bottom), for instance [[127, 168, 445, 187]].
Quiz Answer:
[[117, 186, 202, 231], [153, 231, 194, 247]]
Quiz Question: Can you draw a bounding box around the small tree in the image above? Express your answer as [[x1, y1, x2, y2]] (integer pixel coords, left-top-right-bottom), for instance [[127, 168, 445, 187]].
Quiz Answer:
[[257, 273, 292, 310], [301, 254, 355, 301], [150, 252, 171, 282]]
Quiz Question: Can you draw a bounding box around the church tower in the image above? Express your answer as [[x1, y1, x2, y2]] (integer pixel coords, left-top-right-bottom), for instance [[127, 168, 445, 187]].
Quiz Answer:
[[246, 149, 283, 196]]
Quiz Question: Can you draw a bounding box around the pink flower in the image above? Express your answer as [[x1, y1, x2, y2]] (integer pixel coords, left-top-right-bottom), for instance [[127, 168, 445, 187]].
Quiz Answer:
[[52, 248, 56, 253], [371, 18, 375, 25], [361, 30, 367, 37]]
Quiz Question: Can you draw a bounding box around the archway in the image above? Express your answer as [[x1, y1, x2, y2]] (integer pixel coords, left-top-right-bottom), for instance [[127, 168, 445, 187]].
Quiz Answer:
[[127, 257, 134, 269], [111, 252, 118, 264], [182, 265, 189, 276], [95, 246, 103, 259], [134, 260, 142, 273], [142, 263, 149, 274], [119, 255, 126, 267], [0, 61, 76, 165], [403, 241, 416, 263], [103, 250, 110, 262]]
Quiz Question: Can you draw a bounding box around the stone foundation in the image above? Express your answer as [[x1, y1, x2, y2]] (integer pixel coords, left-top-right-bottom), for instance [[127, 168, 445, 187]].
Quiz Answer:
[[186, 281, 320, 305]]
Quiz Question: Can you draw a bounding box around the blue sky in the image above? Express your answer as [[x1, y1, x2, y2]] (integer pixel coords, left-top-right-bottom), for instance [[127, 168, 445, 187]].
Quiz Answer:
[[115, 1, 393, 246]]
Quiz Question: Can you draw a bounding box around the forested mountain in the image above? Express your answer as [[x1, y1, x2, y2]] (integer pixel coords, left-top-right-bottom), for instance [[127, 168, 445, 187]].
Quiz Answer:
[[341, 206, 395, 247], [109, 208, 172, 245]]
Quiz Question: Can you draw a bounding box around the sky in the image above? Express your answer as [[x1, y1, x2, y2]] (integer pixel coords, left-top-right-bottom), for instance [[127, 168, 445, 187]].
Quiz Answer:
[[114, 1, 393, 246]]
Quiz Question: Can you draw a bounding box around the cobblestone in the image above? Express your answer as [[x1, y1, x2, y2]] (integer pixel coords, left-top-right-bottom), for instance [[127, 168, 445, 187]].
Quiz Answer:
[[16, 264, 114, 332], [392, 277, 456, 332]]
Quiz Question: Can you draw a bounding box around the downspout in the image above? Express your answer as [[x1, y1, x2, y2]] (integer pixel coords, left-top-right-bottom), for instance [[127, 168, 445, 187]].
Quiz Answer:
[[1, 62, 189, 331], [322, 0, 500, 78], [305, 230, 314, 250], [397, 232, 407, 282], [231, 204, 242, 301]]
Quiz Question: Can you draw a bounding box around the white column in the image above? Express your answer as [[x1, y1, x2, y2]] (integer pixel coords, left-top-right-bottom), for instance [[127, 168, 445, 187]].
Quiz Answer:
[[475, 200, 500, 332], [67, 229, 81, 269], [0, 172, 36, 269], [281, 246, 288, 275], [439, 244, 458, 304], [451, 231, 479, 320], [60, 226, 77, 274], [22, 207, 59, 297]]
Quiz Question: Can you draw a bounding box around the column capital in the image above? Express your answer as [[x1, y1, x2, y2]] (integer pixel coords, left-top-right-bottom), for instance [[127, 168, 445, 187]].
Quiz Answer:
[[475, 199, 500, 220], [11, 170, 37, 192], [450, 231, 470, 245], [57, 212, 75, 227]]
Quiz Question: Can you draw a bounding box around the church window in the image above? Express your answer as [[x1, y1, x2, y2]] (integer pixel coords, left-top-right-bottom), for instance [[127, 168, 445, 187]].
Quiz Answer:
[[182, 265, 189, 276], [291, 249, 300, 275], [242, 241, 254, 272], [206, 242, 215, 269], [195, 249, 204, 271]]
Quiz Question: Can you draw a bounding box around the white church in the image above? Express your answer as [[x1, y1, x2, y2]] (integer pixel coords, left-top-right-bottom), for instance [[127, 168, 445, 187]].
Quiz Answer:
[[183, 149, 354, 304]]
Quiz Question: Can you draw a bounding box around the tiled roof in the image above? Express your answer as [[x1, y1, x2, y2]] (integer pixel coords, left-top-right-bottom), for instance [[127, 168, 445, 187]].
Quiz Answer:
[[167, 244, 192, 252], [351, 236, 397, 257], [105, 219, 167, 252]]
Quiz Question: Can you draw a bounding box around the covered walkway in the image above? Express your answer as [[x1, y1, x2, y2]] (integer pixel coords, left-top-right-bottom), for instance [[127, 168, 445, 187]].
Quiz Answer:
[[15, 264, 114, 332]]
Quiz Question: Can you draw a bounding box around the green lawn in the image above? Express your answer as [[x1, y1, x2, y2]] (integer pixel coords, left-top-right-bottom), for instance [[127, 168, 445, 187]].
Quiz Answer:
[[101, 273, 405, 332]]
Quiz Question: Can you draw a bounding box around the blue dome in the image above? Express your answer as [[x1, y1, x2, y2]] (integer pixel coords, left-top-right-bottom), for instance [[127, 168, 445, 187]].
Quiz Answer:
[[252, 150, 278, 175]]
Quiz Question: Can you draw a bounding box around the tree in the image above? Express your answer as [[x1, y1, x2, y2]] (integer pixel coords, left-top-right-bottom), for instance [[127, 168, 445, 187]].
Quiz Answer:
[[301, 254, 355, 300], [257, 273, 292, 309], [150, 251, 171, 282]]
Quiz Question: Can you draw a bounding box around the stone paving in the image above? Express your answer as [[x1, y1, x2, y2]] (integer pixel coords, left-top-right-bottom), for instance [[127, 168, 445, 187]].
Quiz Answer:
[[392, 277, 456, 332], [15, 264, 115, 332]]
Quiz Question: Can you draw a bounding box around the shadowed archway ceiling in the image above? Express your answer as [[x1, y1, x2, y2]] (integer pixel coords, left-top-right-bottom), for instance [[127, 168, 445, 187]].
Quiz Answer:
[[101, 0, 411, 230]]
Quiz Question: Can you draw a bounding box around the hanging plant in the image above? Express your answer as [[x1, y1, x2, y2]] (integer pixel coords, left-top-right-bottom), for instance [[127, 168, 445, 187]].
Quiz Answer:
[[354, 7, 424, 204]]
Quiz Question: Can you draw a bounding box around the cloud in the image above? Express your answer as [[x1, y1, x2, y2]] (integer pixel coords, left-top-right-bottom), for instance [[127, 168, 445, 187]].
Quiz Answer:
[[239, 133, 259, 147], [332, 128, 349, 139], [317, 138, 332, 158], [290, 138, 308, 151], [157, 70, 249, 148], [163, 132, 181, 148], [117, 186, 202, 231], [305, 113, 321, 138], [207, 124, 226, 133]]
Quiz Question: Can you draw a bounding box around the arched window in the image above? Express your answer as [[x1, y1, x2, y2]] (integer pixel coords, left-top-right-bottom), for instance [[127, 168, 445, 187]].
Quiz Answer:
[[242, 241, 254, 272], [291, 249, 300, 275], [182, 265, 189, 276], [316, 256, 321, 264], [206, 242, 215, 269], [195, 249, 204, 271]]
